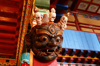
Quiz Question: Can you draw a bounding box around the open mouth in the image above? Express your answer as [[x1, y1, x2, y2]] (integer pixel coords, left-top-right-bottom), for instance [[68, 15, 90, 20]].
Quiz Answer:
[[35, 47, 60, 56], [42, 49, 56, 55]]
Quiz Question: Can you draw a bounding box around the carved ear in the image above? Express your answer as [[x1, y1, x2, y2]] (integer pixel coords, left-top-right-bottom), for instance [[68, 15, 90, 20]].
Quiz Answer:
[[25, 34, 31, 45]]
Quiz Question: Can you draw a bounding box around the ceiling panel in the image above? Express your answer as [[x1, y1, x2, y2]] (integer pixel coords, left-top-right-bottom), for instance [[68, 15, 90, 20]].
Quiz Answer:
[[71, 0, 100, 16], [87, 4, 99, 12], [78, 2, 89, 10], [92, 0, 100, 4]]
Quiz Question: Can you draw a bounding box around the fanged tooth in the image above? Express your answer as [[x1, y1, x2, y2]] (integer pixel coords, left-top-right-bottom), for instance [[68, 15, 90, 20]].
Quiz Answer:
[[55, 52, 58, 56], [47, 49, 48, 52]]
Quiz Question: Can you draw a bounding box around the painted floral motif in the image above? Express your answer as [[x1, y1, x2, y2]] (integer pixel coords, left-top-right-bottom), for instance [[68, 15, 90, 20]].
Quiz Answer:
[[78, 2, 89, 10], [87, 4, 99, 12], [92, 0, 100, 4]]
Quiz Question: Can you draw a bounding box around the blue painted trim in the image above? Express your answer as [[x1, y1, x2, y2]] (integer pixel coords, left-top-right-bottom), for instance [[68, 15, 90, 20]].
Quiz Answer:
[[56, 4, 68, 10], [20, 53, 30, 64]]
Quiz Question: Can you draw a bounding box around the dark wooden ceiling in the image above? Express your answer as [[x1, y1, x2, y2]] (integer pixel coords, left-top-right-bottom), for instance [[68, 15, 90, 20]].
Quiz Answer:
[[0, 0, 23, 59]]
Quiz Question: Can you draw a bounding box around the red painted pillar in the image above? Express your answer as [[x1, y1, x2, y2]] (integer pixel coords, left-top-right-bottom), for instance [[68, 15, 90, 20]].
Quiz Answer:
[[33, 58, 58, 66], [73, 13, 81, 31]]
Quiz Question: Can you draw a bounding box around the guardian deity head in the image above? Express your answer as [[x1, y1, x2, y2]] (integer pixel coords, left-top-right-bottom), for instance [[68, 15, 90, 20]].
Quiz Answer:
[[25, 23, 63, 62]]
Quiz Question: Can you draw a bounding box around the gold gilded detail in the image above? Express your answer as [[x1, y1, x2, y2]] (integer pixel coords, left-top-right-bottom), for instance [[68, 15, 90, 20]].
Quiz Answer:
[[56, 31, 63, 36], [36, 29, 51, 35]]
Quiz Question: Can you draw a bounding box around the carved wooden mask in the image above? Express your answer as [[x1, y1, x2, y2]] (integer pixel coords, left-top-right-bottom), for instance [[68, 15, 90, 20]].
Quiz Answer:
[[25, 23, 63, 62]]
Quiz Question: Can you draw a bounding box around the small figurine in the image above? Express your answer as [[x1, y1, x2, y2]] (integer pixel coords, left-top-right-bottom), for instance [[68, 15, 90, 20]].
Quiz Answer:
[[41, 14, 49, 24], [58, 16, 68, 30], [49, 8, 56, 22], [35, 12, 42, 25]]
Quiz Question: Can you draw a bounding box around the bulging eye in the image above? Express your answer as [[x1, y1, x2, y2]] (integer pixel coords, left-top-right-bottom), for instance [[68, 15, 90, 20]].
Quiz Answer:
[[39, 35, 48, 42], [56, 36, 61, 43]]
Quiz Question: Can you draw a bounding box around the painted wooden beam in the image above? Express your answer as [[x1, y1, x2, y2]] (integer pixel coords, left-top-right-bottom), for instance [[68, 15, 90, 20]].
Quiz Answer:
[[0, 17, 17, 23], [0, 44, 16, 47], [73, 13, 81, 31], [57, 0, 69, 5], [0, 33, 15, 38], [0, 25, 17, 32], [0, 49, 16, 54], [0, 30, 15, 34], [0, 12, 18, 18], [0, 21, 17, 27], [0, 5, 19, 13], [12, 0, 20, 2], [76, 10, 100, 16], [0, 39, 15, 44], [73, 0, 82, 11]]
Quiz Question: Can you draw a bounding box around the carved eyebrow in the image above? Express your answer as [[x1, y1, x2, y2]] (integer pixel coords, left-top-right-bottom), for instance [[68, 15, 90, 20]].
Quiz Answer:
[[36, 29, 63, 37], [56, 31, 63, 36], [36, 29, 51, 36]]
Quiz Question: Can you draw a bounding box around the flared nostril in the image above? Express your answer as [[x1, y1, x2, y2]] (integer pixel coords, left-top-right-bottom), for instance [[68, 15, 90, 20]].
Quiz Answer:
[[47, 43, 57, 47]]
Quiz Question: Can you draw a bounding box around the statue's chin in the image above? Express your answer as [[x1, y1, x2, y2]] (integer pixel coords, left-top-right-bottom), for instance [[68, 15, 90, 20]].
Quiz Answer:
[[32, 46, 59, 62], [34, 55, 56, 62]]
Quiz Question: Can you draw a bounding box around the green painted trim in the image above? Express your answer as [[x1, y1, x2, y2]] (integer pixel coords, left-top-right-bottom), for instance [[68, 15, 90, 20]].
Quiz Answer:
[[35, 0, 50, 9]]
